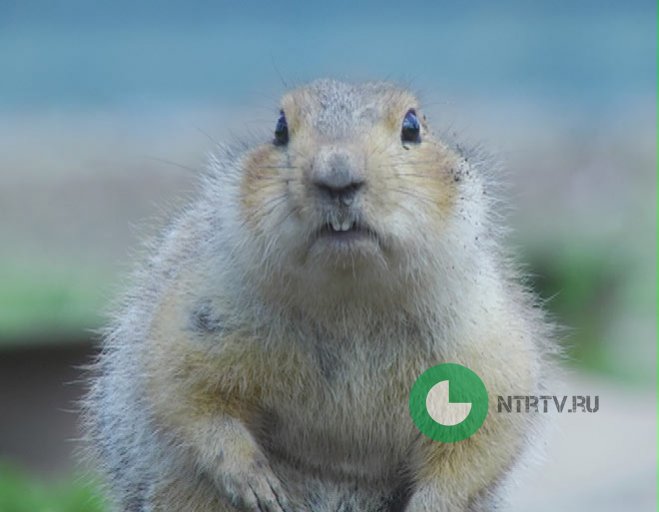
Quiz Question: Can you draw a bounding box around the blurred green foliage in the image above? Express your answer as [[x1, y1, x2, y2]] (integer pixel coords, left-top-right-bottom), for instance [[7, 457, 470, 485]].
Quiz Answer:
[[526, 241, 647, 383], [0, 465, 106, 512], [0, 264, 105, 345]]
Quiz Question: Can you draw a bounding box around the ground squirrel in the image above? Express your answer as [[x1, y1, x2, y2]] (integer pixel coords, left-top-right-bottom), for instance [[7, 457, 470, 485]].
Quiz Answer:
[[84, 79, 555, 511]]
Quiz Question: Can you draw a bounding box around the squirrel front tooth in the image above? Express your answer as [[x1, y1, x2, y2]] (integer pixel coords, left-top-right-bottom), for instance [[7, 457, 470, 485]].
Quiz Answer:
[[341, 220, 351, 231], [331, 220, 342, 232]]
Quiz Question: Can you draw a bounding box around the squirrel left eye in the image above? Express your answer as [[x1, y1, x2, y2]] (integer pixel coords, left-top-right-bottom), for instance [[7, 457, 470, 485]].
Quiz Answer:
[[274, 110, 289, 145], [401, 109, 421, 143]]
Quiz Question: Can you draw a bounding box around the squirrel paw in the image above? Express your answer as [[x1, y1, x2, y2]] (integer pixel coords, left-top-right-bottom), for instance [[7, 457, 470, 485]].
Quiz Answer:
[[217, 456, 294, 512]]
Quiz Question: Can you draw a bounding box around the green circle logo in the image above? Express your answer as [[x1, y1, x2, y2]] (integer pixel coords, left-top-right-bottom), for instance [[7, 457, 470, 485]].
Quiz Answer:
[[409, 363, 488, 443]]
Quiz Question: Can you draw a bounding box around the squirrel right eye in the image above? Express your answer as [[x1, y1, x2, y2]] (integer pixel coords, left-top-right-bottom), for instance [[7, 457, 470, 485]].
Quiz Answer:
[[401, 109, 421, 143], [274, 110, 289, 145]]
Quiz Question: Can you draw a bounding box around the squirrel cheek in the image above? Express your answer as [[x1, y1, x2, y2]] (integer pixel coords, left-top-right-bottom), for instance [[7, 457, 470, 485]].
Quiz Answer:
[[240, 146, 287, 230], [400, 150, 459, 220]]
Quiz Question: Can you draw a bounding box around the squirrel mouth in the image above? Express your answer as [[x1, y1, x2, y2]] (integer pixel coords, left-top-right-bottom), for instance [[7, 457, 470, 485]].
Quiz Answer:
[[316, 220, 377, 243]]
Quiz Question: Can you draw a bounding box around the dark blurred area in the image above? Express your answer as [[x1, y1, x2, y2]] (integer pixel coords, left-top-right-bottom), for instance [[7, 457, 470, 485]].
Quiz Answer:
[[0, 1, 655, 510]]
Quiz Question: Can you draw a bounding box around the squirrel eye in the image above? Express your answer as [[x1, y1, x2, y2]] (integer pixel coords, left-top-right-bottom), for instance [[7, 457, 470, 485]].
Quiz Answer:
[[401, 109, 421, 143], [274, 110, 289, 145]]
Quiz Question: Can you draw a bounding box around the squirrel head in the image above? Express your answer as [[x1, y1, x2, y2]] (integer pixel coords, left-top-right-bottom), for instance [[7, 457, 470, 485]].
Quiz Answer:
[[214, 80, 488, 312]]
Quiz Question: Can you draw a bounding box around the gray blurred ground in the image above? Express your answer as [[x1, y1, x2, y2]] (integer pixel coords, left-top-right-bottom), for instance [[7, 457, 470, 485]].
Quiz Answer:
[[509, 373, 656, 512]]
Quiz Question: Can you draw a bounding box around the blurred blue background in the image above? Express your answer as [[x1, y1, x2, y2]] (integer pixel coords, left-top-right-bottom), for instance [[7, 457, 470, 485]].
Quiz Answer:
[[0, 1, 655, 511], [0, 1, 654, 110]]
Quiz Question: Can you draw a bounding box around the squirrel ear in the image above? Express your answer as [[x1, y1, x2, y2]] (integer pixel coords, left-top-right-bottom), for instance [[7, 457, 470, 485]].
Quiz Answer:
[[274, 110, 289, 146]]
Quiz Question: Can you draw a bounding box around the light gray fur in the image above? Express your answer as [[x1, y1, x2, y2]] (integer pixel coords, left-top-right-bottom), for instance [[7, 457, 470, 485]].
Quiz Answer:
[[83, 79, 557, 511]]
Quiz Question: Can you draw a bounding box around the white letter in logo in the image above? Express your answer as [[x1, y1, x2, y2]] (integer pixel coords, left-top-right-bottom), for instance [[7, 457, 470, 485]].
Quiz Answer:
[[425, 380, 472, 426]]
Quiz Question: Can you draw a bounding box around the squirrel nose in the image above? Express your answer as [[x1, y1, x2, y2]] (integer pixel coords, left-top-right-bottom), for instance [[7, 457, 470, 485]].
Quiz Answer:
[[314, 175, 364, 205], [311, 149, 364, 205]]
